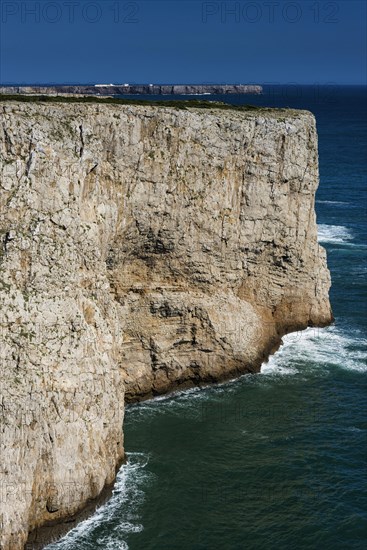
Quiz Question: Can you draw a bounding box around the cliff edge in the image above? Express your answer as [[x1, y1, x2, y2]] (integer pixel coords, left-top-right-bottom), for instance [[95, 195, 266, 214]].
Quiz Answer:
[[0, 100, 332, 549]]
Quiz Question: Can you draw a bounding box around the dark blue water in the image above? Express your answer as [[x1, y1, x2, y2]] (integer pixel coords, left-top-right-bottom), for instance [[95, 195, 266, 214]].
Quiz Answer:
[[47, 86, 367, 550]]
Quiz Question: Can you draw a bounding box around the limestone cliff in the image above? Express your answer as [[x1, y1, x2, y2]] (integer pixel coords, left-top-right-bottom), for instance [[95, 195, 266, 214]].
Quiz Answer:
[[0, 100, 332, 549]]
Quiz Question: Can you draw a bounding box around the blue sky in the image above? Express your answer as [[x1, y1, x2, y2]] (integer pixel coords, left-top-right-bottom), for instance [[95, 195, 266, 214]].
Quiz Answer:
[[0, 0, 366, 84]]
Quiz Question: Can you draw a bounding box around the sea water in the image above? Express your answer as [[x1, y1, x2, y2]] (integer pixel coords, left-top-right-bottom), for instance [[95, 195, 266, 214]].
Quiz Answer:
[[46, 86, 367, 550]]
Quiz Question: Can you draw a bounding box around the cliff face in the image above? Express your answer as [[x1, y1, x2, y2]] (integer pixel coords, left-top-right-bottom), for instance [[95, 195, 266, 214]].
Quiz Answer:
[[0, 100, 332, 548], [0, 84, 262, 96]]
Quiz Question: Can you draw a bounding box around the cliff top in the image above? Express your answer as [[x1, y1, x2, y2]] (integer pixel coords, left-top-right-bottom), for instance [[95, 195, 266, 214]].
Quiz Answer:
[[0, 94, 309, 119]]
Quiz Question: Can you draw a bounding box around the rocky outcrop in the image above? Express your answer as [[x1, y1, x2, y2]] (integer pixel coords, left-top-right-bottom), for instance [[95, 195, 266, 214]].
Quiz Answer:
[[0, 84, 262, 96], [0, 99, 332, 549]]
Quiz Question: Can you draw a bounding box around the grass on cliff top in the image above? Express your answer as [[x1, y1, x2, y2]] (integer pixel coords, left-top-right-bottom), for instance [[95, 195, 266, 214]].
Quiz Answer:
[[0, 94, 294, 114]]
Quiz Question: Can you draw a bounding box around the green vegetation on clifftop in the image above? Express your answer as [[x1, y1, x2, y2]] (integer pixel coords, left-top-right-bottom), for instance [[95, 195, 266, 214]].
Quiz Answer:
[[0, 94, 295, 114]]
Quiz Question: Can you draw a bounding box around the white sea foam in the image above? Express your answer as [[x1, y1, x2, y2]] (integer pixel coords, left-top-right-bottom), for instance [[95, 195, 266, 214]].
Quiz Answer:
[[261, 326, 367, 376], [97, 539, 129, 550], [317, 224, 353, 244], [45, 452, 150, 549]]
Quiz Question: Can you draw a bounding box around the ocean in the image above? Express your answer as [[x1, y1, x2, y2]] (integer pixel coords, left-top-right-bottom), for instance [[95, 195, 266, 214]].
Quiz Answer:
[[45, 86, 367, 550]]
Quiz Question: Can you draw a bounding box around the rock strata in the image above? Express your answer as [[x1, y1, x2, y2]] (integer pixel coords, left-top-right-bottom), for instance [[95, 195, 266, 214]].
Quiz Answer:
[[0, 99, 332, 549]]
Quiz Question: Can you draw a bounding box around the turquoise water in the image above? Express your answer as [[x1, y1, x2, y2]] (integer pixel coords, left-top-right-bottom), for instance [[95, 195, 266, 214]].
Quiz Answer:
[[46, 86, 367, 550]]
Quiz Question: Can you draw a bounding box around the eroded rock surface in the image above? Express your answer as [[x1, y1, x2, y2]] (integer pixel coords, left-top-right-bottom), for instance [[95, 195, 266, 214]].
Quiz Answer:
[[0, 101, 332, 548]]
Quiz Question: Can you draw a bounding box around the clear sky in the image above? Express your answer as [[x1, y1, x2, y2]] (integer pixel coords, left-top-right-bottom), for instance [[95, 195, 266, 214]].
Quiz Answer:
[[0, 0, 366, 85]]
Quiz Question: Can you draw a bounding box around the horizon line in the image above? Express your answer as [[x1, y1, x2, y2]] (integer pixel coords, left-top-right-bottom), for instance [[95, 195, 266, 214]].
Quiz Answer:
[[1, 82, 366, 87]]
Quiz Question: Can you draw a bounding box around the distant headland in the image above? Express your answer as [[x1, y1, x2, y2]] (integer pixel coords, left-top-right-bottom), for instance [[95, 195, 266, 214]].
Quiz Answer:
[[0, 83, 262, 96]]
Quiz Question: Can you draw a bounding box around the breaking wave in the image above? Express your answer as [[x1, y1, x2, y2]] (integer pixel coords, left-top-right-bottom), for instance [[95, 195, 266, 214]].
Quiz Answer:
[[261, 326, 367, 376], [317, 224, 354, 244], [45, 453, 152, 550]]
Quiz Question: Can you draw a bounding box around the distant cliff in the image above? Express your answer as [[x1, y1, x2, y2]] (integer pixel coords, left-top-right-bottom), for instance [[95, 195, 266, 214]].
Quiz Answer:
[[0, 99, 331, 549], [0, 84, 262, 96]]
